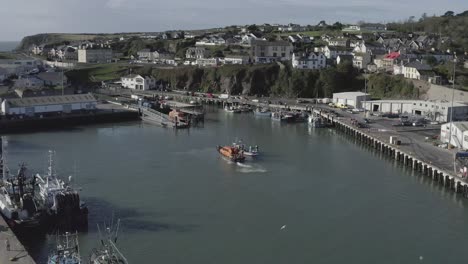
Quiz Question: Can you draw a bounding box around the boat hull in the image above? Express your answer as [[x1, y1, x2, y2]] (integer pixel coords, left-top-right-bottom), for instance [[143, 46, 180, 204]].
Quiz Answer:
[[217, 146, 245, 162]]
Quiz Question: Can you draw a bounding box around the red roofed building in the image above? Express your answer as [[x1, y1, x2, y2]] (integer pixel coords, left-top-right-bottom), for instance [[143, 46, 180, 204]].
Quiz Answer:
[[375, 52, 401, 72], [384, 52, 400, 60]]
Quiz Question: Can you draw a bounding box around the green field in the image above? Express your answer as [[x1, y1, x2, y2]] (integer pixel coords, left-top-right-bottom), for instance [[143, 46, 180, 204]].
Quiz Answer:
[[0, 52, 17, 59], [66, 63, 131, 83]]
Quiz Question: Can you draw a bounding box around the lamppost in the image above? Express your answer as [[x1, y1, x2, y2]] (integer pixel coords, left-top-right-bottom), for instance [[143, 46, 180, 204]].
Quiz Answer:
[[363, 70, 368, 117], [448, 52, 457, 148]]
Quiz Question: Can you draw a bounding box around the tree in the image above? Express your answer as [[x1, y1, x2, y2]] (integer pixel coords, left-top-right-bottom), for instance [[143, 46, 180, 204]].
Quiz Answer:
[[213, 50, 224, 58], [443, 11, 455, 17], [332, 22, 343, 30], [457, 10, 468, 16], [247, 24, 259, 32], [425, 56, 438, 66]]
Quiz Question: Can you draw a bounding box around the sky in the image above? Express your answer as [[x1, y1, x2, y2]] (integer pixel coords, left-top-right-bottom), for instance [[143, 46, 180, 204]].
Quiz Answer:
[[0, 0, 467, 41]]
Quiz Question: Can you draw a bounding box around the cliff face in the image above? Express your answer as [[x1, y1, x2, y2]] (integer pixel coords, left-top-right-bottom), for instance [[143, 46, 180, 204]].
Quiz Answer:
[[145, 64, 287, 96], [17, 33, 98, 50]]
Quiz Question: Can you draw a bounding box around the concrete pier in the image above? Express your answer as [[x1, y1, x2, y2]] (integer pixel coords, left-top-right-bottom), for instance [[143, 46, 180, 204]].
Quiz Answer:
[[0, 216, 36, 264], [318, 110, 468, 197]]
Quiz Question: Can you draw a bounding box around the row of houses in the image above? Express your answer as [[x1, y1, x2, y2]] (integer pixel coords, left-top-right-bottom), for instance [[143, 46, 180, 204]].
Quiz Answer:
[[14, 71, 67, 89]]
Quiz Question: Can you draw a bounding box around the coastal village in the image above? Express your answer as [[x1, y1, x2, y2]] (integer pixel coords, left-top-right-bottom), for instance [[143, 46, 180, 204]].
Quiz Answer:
[[2, 9, 468, 263]]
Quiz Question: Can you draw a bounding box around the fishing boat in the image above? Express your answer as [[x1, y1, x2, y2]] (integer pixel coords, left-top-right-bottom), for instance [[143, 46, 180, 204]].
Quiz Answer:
[[90, 219, 128, 264], [253, 108, 271, 117], [292, 112, 309, 123], [216, 145, 245, 162], [308, 112, 326, 128], [239, 105, 252, 112], [48, 232, 81, 264], [271, 112, 293, 122], [224, 105, 241, 113], [35, 150, 88, 231], [0, 138, 46, 229]]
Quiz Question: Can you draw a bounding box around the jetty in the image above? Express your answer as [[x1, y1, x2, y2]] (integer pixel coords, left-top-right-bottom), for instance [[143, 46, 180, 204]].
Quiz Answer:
[[0, 215, 36, 264], [316, 108, 468, 196]]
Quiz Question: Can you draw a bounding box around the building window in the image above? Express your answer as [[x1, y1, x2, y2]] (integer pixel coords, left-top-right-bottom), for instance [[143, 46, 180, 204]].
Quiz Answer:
[[281, 53, 285, 57]]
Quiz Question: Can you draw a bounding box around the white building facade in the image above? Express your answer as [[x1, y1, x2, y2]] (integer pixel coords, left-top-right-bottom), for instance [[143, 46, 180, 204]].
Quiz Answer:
[[121, 74, 156, 91], [78, 48, 113, 63], [332, 92, 370, 108], [440, 122, 468, 149], [292, 53, 326, 69], [1, 94, 97, 116]]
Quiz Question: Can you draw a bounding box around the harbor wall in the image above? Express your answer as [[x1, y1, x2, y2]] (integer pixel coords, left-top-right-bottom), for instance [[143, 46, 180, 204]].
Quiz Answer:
[[0, 111, 139, 133], [321, 113, 468, 197], [0, 215, 36, 264]]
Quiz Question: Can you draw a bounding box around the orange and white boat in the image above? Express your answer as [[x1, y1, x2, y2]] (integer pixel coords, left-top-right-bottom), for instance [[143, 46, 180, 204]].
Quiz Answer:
[[216, 145, 245, 162]]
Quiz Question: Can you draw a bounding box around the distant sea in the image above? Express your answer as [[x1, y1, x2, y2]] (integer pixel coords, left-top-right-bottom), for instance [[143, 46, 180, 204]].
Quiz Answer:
[[0, 41, 20, 52]]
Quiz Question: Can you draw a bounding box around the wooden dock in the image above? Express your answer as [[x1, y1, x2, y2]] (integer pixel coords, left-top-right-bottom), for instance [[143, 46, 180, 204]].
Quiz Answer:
[[0, 215, 36, 264]]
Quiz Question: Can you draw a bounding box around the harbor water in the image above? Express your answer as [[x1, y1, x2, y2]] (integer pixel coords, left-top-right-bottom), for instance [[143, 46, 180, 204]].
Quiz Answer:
[[5, 106, 468, 263], [0, 41, 19, 52]]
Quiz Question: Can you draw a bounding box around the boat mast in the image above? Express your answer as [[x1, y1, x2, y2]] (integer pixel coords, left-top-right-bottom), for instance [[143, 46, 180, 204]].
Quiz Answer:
[[1, 137, 9, 182]]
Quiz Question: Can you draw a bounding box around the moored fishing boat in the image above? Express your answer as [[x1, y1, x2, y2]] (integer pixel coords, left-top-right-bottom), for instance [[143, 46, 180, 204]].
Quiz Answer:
[[0, 137, 46, 230], [308, 112, 326, 128], [271, 112, 293, 122], [90, 219, 128, 264], [217, 145, 245, 162], [48, 232, 81, 264], [254, 108, 271, 117], [35, 150, 88, 231], [224, 106, 241, 113]]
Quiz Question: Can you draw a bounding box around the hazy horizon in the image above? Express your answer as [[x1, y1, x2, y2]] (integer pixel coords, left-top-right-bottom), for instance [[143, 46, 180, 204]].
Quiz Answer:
[[0, 0, 467, 41]]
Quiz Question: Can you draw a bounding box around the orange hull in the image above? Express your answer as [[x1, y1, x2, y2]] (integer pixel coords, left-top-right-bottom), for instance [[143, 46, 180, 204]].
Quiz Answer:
[[217, 146, 245, 162]]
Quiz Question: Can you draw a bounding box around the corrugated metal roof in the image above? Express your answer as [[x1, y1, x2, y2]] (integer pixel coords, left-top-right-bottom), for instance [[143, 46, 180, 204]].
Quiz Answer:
[[5, 93, 97, 108]]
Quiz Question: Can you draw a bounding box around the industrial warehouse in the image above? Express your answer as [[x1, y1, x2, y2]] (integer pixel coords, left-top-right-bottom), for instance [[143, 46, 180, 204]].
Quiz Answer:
[[362, 100, 468, 122], [332, 92, 370, 108], [1, 93, 97, 117]]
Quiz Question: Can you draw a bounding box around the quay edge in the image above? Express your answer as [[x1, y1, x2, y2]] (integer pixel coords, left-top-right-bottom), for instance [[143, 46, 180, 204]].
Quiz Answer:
[[320, 111, 468, 196], [0, 214, 36, 264]]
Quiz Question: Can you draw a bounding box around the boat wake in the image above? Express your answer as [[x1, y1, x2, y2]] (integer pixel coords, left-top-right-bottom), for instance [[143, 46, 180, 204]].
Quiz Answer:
[[236, 163, 268, 173]]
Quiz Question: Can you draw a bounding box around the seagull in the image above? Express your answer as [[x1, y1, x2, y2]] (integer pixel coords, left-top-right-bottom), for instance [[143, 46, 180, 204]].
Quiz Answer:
[[280, 225, 287, 230]]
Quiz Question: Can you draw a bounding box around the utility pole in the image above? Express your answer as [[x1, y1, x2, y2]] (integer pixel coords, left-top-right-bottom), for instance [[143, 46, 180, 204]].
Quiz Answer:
[[448, 52, 456, 148]]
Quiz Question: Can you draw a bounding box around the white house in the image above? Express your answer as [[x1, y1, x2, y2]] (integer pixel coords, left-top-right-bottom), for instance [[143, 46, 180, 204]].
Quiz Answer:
[[1, 93, 97, 116], [352, 52, 372, 69], [222, 56, 249, 65], [402, 61, 433, 80], [440, 122, 468, 149], [196, 58, 220, 67], [250, 40, 293, 63], [323, 46, 353, 59], [343, 25, 361, 31], [292, 52, 327, 69], [121, 74, 156, 90], [186, 47, 208, 59]]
